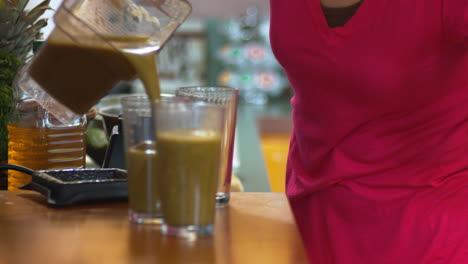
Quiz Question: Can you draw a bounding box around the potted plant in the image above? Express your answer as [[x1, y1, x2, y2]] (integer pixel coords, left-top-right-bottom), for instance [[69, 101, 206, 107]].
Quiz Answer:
[[0, 0, 50, 189]]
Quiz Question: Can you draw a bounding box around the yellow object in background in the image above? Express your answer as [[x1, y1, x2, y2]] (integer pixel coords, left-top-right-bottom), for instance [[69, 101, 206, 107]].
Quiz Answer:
[[231, 173, 244, 192], [260, 133, 290, 193]]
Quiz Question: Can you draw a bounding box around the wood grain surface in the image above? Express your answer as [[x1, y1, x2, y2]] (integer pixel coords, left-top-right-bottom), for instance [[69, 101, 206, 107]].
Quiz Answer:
[[0, 191, 307, 264]]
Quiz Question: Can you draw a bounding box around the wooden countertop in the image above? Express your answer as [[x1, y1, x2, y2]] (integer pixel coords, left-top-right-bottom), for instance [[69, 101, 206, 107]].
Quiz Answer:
[[0, 191, 307, 264]]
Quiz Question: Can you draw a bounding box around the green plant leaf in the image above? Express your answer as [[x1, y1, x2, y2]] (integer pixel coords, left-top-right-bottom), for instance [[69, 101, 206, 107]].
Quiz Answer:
[[0, 83, 14, 159], [0, 51, 20, 159], [26, 0, 51, 22]]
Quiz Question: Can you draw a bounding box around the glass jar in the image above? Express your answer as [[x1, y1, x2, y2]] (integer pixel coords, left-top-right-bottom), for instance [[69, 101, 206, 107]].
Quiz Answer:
[[7, 78, 87, 190]]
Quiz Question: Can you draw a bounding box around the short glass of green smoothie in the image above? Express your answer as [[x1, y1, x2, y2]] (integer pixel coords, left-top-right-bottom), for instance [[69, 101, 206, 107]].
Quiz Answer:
[[122, 95, 162, 224], [154, 99, 225, 238]]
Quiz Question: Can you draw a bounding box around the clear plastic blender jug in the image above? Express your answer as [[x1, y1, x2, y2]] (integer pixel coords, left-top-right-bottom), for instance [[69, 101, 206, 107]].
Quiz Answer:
[[16, 0, 192, 124]]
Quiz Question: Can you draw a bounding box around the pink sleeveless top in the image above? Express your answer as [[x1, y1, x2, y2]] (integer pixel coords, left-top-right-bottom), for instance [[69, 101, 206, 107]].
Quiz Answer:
[[270, 0, 468, 263]]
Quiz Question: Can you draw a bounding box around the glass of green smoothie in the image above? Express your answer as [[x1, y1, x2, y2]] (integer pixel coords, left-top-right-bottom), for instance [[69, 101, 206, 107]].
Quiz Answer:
[[122, 95, 161, 224], [154, 99, 225, 238], [175, 86, 239, 207]]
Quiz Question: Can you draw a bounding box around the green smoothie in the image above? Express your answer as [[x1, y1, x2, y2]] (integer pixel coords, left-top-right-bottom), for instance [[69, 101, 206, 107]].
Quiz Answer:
[[126, 141, 160, 216], [29, 34, 161, 115], [29, 38, 138, 114], [157, 130, 222, 226]]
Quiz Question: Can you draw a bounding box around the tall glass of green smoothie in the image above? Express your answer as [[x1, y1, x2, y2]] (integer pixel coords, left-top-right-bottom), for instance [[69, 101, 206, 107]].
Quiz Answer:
[[122, 95, 161, 224], [175, 86, 239, 207], [154, 100, 225, 238]]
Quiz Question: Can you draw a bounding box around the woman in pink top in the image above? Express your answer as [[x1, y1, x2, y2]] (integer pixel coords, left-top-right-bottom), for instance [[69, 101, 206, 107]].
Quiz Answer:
[[269, 0, 467, 263]]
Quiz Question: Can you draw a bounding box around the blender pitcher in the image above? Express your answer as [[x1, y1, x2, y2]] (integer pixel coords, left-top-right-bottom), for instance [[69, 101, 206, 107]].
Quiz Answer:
[[16, 0, 192, 124]]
